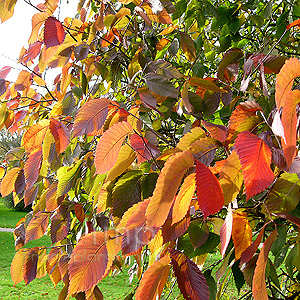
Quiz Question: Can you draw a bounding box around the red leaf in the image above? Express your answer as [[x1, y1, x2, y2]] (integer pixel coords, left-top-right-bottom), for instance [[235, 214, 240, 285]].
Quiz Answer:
[[252, 230, 277, 300], [23, 247, 39, 285], [170, 249, 209, 300], [136, 255, 171, 300], [0, 66, 12, 79], [44, 16, 66, 49], [195, 160, 224, 219], [50, 118, 70, 154], [74, 203, 85, 223], [24, 147, 42, 189], [73, 98, 110, 137], [235, 131, 275, 200], [201, 120, 227, 142], [24, 185, 38, 207]]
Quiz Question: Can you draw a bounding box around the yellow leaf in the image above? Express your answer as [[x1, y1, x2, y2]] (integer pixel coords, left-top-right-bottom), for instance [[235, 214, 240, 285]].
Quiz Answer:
[[33, 75, 47, 86]]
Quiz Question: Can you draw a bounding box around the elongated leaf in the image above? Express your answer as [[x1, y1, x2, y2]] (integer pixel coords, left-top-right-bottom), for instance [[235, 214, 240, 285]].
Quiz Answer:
[[232, 211, 252, 260], [201, 120, 227, 143], [275, 57, 300, 109], [144, 73, 179, 98], [23, 247, 39, 285], [172, 173, 196, 225], [282, 90, 300, 166], [68, 231, 109, 295], [146, 150, 194, 228], [50, 205, 70, 244], [73, 98, 110, 137], [25, 211, 51, 244], [57, 160, 82, 197], [11, 248, 27, 285], [136, 255, 171, 300], [14, 70, 31, 91], [220, 205, 233, 258], [74, 203, 85, 223], [22, 119, 50, 151], [219, 150, 243, 205], [170, 249, 210, 300], [195, 160, 224, 219], [44, 16, 66, 49], [0, 167, 21, 197], [50, 118, 70, 154], [95, 121, 133, 174], [176, 127, 206, 152], [179, 32, 196, 62], [235, 131, 274, 200], [24, 147, 42, 189], [28, 12, 49, 44], [190, 77, 225, 93], [252, 230, 277, 300]]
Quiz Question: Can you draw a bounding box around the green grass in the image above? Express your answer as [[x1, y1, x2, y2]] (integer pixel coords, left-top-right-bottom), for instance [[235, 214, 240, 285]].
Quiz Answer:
[[0, 201, 27, 228]]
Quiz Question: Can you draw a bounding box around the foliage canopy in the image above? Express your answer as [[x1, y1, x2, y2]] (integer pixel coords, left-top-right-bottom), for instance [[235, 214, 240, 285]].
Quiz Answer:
[[2, 0, 300, 299]]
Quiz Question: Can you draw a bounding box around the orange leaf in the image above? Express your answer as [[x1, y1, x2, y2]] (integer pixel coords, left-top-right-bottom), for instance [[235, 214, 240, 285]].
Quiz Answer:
[[11, 248, 27, 285], [73, 98, 110, 137], [44, 16, 66, 49], [15, 70, 31, 91], [235, 131, 274, 200], [25, 212, 51, 244], [22, 119, 50, 151], [180, 32, 196, 62], [74, 203, 85, 223], [135, 255, 171, 300], [275, 57, 300, 110], [172, 173, 196, 225], [170, 249, 210, 300], [28, 12, 49, 45], [68, 231, 109, 295], [95, 121, 133, 174], [181, 80, 193, 113], [24, 147, 42, 189], [201, 120, 227, 143], [23, 247, 39, 285], [50, 118, 70, 154], [176, 127, 206, 152], [232, 211, 252, 260], [282, 90, 300, 166], [220, 204, 233, 258], [0, 167, 22, 197], [287, 18, 300, 30], [195, 160, 224, 219], [146, 150, 194, 228], [252, 230, 277, 300]]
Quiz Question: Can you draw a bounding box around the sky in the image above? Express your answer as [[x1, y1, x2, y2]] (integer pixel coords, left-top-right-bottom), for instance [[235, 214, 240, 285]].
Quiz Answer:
[[0, 0, 77, 82]]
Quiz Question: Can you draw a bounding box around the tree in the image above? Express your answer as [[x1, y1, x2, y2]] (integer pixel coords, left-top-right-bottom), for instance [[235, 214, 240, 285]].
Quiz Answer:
[[1, 0, 300, 299]]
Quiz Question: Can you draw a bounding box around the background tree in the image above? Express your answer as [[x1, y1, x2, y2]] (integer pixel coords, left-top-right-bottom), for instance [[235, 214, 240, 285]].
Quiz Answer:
[[1, 0, 300, 299]]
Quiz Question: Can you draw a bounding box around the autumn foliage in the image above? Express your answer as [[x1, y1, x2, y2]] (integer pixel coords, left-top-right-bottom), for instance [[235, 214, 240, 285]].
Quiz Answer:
[[2, 0, 300, 299]]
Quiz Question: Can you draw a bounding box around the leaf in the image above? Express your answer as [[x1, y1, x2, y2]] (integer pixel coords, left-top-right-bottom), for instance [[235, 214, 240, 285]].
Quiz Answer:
[[15, 70, 31, 91], [275, 57, 300, 109], [181, 80, 193, 113], [146, 150, 194, 228], [176, 127, 206, 152], [282, 90, 300, 166], [170, 249, 210, 300], [57, 160, 82, 198], [287, 18, 300, 30], [25, 211, 51, 244], [112, 170, 142, 221], [219, 150, 243, 205], [201, 120, 227, 143], [0, 0, 17, 22], [195, 160, 224, 219], [68, 231, 109, 295], [144, 73, 178, 98], [0, 167, 21, 197], [50, 205, 70, 244], [172, 173, 196, 225], [50, 118, 70, 154], [220, 204, 233, 258], [24, 185, 39, 207], [252, 230, 277, 300], [23, 247, 39, 285], [188, 219, 209, 250], [22, 119, 50, 151], [217, 48, 243, 83], [24, 147, 42, 189], [73, 98, 110, 137], [179, 32, 196, 61], [74, 203, 85, 223], [135, 255, 171, 300], [190, 77, 225, 93], [0, 66, 12, 79], [95, 121, 133, 174], [44, 16, 66, 49], [235, 131, 274, 200], [232, 211, 252, 260], [11, 249, 27, 285], [28, 12, 49, 44], [122, 199, 157, 255]]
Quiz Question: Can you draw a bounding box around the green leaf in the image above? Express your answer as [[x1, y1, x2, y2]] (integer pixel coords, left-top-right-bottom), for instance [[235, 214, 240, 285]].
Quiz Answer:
[[203, 270, 217, 300], [232, 260, 245, 293], [188, 219, 209, 250], [270, 224, 287, 256], [141, 173, 158, 199]]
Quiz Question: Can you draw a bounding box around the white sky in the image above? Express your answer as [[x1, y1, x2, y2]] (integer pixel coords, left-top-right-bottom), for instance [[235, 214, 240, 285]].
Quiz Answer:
[[0, 0, 77, 82]]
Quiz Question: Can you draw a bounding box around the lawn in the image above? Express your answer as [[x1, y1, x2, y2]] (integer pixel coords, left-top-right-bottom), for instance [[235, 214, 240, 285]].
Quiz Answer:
[[0, 201, 27, 228]]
